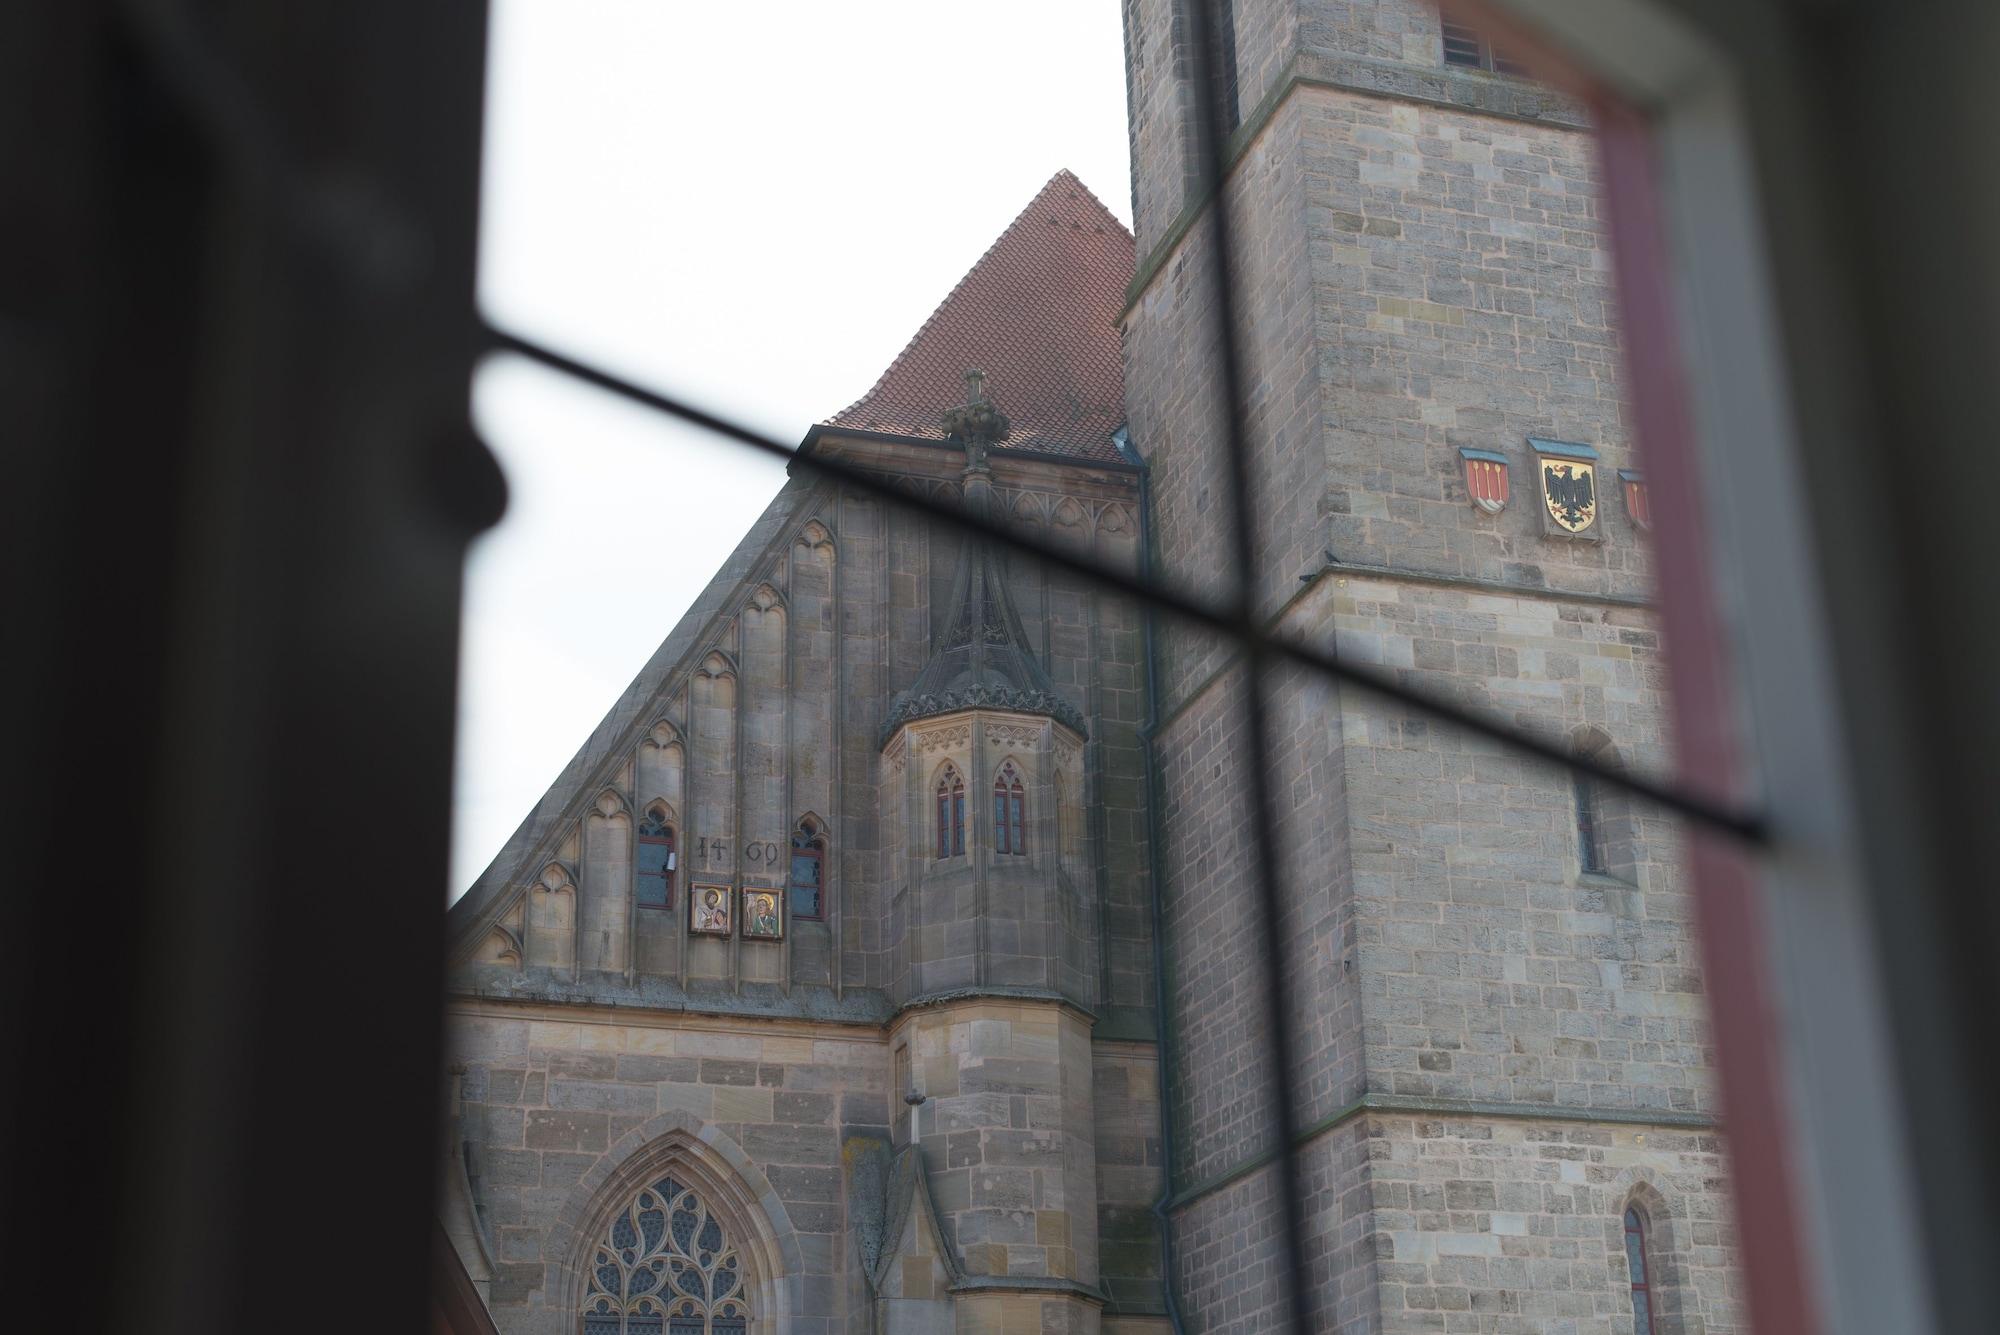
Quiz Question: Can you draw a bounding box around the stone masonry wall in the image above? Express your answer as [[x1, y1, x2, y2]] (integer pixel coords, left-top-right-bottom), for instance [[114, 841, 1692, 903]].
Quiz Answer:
[[1301, 83, 1648, 594], [899, 999, 1099, 1287], [1309, 572, 1706, 1116], [1120, 3, 1740, 1334], [1364, 1112, 1744, 1334], [445, 1005, 891, 1334]]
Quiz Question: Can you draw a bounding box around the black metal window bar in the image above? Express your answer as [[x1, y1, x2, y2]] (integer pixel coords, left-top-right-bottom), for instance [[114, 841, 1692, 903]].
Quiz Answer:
[[129, 0, 1769, 1323], [477, 7, 1769, 1327]]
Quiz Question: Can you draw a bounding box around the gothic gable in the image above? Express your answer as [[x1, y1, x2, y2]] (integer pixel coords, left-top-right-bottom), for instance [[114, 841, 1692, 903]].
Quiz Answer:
[[447, 474, 834, 981]]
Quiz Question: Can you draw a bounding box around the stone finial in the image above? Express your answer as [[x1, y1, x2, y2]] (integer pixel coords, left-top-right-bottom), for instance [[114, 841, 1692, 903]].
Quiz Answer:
[[940, 366, 1010, 470]]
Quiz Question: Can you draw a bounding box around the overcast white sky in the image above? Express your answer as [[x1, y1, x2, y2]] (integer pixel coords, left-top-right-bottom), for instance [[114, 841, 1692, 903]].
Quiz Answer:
[[455, 1, 1135, 898]]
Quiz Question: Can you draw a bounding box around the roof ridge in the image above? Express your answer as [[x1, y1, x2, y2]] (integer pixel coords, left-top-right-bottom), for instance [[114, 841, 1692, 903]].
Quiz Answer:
[[830, 169, 1131, 424]]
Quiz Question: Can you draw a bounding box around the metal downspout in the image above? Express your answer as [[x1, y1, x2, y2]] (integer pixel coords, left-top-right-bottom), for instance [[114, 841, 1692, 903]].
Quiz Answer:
[[1115, 427, 1187, 1335]]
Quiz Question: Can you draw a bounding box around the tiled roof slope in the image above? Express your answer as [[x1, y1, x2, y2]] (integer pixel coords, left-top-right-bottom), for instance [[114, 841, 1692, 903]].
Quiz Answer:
[[825, 170, 1135, 463]]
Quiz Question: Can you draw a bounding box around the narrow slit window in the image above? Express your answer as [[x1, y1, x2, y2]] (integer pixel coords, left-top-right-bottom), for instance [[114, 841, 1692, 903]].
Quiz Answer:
[[1576, 772, 1606, 874], [1208, 1, 1240, 136], [636, 812, 677, 909]]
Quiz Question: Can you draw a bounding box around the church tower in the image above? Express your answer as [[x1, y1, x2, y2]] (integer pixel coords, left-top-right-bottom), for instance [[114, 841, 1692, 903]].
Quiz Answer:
[[1118, 3, 1746, 1332]]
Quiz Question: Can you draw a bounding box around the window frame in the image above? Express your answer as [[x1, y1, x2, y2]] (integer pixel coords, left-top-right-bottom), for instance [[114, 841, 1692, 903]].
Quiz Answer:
[[934, 765, 966, 860], [1440, 19, 1529, 77], [1576, 771, 1606, 875], [636, 811, 677, 911], [993, 762, 1026, 856], [1625, 1206, 1659, 1335], [1207, 0, 1240, 137], [580, 1174, 752, 1333], [788, 819, 826, 921]]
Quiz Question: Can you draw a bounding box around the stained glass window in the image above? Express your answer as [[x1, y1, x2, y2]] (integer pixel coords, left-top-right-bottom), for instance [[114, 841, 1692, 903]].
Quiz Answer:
[[637, 812, 676, 909], [1625, 1206, 1657, 1335], [789, 819, 824, 920], [935, 766, 964, 859], [994, 763, 1025, 855], [582, 1176, 752, 1334]]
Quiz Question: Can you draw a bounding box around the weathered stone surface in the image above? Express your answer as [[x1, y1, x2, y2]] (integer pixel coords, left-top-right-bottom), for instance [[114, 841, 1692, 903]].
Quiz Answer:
[[1119, 2, 1741, 1332]]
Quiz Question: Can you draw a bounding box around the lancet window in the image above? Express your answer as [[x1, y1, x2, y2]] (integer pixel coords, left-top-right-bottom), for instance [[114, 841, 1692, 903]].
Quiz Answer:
[[582, 1175, 749, 1334], [637, 811, 677, 910], [935, 766, 965, 859], [1624, 1206, 1658, 1335], [994, 762, 1026, 855], [789, 817, 825, 920]]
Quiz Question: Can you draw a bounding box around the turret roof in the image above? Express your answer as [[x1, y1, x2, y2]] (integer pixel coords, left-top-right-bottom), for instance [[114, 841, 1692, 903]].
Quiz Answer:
[[879, 479, 1088, 746]]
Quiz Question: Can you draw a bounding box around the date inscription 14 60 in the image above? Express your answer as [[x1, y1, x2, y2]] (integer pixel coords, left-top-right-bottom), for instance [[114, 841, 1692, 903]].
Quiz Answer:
[[690, 836, 782, 868]]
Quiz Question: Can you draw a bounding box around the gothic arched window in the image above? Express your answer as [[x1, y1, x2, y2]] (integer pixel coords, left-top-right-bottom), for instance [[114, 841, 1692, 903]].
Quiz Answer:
[[637, 810, 677, 910], [935, 766, 965, 859], [1624, 1206, 1658, 1335], [994, 762, 1025, 855], [789, 817, 825, 920], [583, 1175, 749, 1334]]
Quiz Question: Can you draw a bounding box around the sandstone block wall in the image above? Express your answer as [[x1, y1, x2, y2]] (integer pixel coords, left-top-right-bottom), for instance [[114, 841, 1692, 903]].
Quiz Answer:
[[445, 1006, 892, 1333], [898, 1000, 1100, 1285], [1364, 1114, 1743, 1333], [1119, 2, 1741, 1333]]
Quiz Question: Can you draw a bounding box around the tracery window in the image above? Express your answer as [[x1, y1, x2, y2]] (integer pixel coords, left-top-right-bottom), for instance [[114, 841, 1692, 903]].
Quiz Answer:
[[1625, 1206, 1659, 1335], [935, 766, 965, 859], [789, 817, 825, 920], [994, 762, 1025, 855], [583, 1175, 749, 1334], [637, 811, 677, 910]]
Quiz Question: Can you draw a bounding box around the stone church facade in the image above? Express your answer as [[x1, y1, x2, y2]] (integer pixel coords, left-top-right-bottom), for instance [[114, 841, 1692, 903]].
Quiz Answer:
[[442, 4, 1745, 1332]]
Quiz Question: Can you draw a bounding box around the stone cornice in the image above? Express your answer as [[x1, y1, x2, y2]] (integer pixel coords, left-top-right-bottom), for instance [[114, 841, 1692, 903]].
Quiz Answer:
[[1310, 558, 1653, 610], [1166, 1091, 1719, 1215], [1147, 560, 1654, 741], [446, 972, 1105, 1035], [446, 971, 894, 1028], [892, 985, 1098, 1029], [948, 1274, 1108, 1306], [881, 690, 1089, 748], [1122, 48, 1590, 318]]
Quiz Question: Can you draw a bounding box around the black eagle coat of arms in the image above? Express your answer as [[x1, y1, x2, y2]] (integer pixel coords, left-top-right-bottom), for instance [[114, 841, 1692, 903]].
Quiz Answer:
[[1541, 460, 1597, 533]]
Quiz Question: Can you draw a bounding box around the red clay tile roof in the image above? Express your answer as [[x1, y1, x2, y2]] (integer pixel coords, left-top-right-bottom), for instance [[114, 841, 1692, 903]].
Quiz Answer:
[[825, 170, 1135, 463]]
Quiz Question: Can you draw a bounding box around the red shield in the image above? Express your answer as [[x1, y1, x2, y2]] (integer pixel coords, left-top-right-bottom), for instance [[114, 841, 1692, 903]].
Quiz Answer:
[[1619, 469, 1652, 530], [1459, 448, 1509, 515]]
